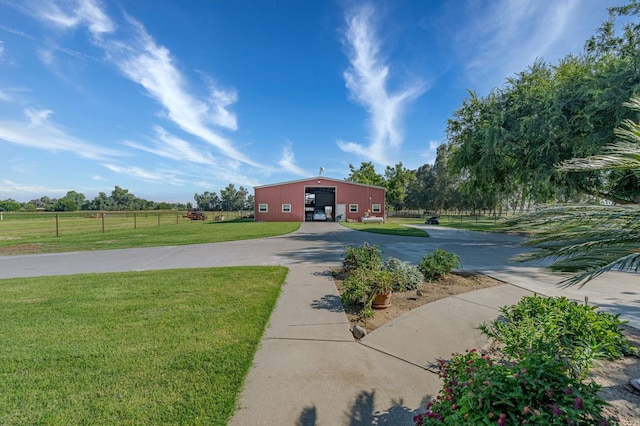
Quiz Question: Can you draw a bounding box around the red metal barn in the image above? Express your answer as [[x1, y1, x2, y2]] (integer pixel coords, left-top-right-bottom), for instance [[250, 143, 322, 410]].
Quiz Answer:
[[254, 177, 385, 222]]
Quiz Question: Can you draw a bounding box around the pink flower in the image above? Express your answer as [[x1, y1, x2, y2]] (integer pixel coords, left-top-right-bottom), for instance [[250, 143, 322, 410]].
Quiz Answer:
[[523, 406, 531, 415], [573, 397, 583, 410], [498, 413, 507, 426]]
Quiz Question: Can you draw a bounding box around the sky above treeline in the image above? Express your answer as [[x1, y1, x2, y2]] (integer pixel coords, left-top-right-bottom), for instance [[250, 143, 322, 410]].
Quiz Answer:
[[0, 0, 621, 203]]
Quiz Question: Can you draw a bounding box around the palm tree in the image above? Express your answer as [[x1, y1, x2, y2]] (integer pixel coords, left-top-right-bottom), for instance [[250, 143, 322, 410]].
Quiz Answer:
[[512, 97, 640, 287]]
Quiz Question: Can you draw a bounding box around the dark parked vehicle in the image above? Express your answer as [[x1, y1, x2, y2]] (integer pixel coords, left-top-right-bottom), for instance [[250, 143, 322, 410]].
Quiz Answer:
[[425, 216, 439, 225]]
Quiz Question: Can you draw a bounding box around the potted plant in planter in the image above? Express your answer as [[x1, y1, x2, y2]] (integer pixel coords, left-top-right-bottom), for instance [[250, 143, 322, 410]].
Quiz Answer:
[[340, 266, 394, 319]]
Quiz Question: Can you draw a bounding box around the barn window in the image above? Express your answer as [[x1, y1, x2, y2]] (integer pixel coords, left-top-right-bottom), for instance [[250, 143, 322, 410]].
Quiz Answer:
[[349, 204, 358, 213], [258, 203, 268, 213], [282, 204, 291, 213], [372, 204, 381, 213]]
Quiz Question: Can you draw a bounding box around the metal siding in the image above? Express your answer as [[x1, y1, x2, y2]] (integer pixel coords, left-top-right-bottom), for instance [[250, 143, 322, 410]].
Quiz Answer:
[[254, 178, 385, 222]]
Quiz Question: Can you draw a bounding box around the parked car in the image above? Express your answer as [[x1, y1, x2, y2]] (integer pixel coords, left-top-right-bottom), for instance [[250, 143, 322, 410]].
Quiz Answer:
[[425, 216, 439, 225], [313, 210, 327, 221]]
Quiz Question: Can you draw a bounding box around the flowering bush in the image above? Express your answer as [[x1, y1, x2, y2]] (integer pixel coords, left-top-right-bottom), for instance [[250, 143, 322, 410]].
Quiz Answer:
[[384, 257, 424, 291], [479, 295, 637, 378], [418, 249, 461, 282], [414, 350, 618, 425]]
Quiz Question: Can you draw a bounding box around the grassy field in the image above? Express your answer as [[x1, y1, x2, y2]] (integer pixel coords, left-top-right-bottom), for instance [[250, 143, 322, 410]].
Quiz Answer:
[[340, 221, 430, 237], [0, 219, 300, 255], [435, 215, 512, 232], [0, 266, 287, 425]]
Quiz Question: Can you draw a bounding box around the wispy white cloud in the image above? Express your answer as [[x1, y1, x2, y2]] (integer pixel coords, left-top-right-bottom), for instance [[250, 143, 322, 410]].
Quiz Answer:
[[277, 142, 308, 176], [103, 16, 260, 167], [452, 0, 599, 92], [124, 126, 217, 165], [16, 0, 263, 171], [104, 163, 184, 184], [0, 107, 123, 159], [339, 4, 425, 165], [33, 0, 115, 36], [0, 179, 68, 197]]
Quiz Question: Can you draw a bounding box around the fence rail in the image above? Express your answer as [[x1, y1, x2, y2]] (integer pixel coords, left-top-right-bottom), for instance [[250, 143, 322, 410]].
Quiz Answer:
[[0, 210, 253, 238]]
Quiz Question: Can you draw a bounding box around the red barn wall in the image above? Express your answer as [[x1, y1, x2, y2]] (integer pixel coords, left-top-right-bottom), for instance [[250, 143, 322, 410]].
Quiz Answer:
[[254, 177, 385, 222]]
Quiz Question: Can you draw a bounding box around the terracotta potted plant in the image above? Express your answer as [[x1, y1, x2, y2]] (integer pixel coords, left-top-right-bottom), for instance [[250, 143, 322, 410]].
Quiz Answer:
[[340, 266, 393, 319]]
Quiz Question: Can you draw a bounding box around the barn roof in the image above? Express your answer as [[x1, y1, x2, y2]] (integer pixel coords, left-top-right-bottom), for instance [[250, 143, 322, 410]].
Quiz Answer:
[[254, 176, 385, 190]]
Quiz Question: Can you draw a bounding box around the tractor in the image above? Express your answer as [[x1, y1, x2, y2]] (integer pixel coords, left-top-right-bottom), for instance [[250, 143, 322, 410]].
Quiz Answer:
[[186, 209, 207, 220]]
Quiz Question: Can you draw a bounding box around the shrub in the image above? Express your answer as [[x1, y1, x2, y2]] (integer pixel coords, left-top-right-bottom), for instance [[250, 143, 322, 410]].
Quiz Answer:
[[342, 242, 382, 271], [340, 266, 393, 319], [414, 350, 618, 425], [479, 295, 637, 378], [418, 249, 461, 282], [383, 257, 424, 291]]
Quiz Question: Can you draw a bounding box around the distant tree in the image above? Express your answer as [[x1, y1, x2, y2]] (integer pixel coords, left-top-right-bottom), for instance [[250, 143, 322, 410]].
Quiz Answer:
[[110, 186, 137, 210], [87, 192, 111, 210], [194, 191, 220, 210], [220, 184, 248, 211], [0, 199, 21, 211], [53, 197, 79, 211], [64, 191, 86, 210], [246, 194, 255, 210], [345, 162, 386, 186], [155, 202, 173, 210], [384, 162, 416, 211]]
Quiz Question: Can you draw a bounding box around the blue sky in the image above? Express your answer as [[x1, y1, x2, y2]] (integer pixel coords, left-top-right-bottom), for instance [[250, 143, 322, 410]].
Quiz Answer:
[[0, 0, 621, 203]]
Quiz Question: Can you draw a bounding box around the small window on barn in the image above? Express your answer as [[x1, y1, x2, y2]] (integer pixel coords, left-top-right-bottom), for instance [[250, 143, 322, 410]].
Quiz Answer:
[[258, 203, 268, 213], [282, 204, 291, 213], [372, 204, 381, 213], [349, 204, 358, 213]]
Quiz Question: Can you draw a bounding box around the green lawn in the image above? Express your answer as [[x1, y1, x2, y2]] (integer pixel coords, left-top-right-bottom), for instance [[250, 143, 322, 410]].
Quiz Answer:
[[340, 221, 429, 237], [0, 267, 287, 425], [0, 220, 300, 255], [436, 215, 511, 232]]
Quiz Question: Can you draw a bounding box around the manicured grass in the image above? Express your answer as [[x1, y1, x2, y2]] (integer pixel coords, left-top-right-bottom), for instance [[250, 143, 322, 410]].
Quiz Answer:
[[435, 215, 510, 232], [0, 266, 287, 425], [0, 221, 300, 255], [340, 221, 429, 237]]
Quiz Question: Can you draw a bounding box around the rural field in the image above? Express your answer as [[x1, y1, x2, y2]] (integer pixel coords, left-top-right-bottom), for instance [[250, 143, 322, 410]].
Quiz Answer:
[[0, 212, 300, 255]]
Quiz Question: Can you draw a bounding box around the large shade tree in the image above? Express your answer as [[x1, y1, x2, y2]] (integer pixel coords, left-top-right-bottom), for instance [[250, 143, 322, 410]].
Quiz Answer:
[[513, 97, 640, 286]]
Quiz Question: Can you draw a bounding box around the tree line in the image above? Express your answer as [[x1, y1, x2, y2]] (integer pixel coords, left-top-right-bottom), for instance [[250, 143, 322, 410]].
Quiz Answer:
[[0, 183, 256, 213]]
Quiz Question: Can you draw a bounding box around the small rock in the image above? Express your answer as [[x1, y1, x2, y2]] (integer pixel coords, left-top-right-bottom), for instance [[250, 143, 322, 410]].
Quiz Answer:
[[351, 324, 367, 339]]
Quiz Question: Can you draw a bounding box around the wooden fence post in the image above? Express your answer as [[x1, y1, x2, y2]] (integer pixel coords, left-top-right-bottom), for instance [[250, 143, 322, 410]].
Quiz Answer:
[[101, 212, 105, 233], [55, 214, 59, 237]]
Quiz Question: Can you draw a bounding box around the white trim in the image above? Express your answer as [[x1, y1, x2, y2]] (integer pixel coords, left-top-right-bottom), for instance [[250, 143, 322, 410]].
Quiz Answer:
[[372, 203, 381, 213], [258, 203, 268, 213], [349, 204, 358, 213], [282, 203, 291, 213]]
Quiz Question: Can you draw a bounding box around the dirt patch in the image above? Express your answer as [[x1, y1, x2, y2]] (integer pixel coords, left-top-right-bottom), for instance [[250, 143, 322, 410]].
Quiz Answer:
[[333, 270, 501, 334], [0, 243, 46, 255], [332, 270, 640, 424]]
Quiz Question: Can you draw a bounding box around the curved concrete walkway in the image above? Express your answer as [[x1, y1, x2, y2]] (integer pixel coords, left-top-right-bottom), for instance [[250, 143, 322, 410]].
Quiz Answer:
[[1, 222, 638, 425]]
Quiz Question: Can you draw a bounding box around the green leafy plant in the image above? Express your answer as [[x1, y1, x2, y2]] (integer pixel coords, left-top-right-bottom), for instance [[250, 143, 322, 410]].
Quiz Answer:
[[383, 257, 424, 291], [414, 350, 618, 425], [418, 249, 461, 282], [340, 266, 393, 319], [479, 295, 637, 378], [342, 242, 383, 271]]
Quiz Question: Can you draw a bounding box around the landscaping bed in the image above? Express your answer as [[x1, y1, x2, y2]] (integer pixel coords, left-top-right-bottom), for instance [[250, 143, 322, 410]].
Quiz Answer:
[[334, 270, 640, 425]]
